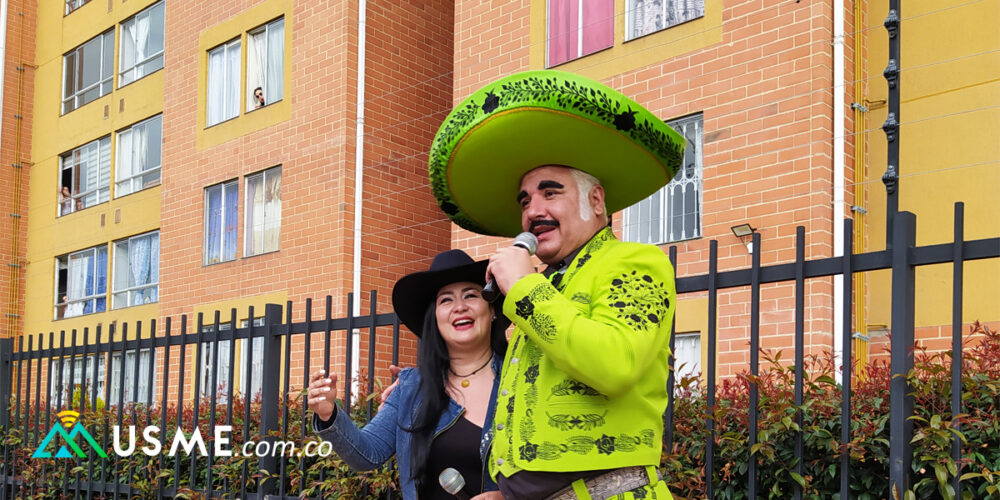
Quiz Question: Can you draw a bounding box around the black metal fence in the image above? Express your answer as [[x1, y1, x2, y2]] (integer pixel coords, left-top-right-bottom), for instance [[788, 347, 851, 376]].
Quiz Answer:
[[1, 205, 999, 499]]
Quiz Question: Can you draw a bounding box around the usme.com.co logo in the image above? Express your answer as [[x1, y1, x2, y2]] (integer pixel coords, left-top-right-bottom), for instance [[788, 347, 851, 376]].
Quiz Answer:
[[31, 410, 108, 459]]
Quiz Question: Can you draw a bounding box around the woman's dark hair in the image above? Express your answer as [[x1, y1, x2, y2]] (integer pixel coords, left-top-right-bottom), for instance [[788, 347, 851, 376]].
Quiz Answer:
[[408, 300, 508, 487]]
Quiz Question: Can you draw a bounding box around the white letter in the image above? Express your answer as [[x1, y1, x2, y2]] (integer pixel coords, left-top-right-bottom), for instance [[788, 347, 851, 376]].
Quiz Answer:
[[168, 427, 208, 457], [318, 440, 333, 457], [142, 426, 161, 456], [254, 440, 270, 457], [214, 426, 232, 457], [242, 440, 254, 457], [112, 426, 136, 456]]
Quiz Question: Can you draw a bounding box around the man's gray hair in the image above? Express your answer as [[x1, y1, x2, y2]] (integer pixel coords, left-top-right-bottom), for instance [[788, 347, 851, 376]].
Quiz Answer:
[[570, 168, 606, 221]]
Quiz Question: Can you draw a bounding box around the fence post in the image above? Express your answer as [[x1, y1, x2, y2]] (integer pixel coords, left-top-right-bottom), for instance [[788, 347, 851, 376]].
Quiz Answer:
[[258, 304, 283, 497], [889, 211, 916, 496], [0, 338, 12, 430]]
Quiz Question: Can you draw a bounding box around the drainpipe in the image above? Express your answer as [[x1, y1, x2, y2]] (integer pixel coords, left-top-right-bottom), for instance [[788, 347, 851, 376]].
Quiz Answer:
[[832, 0, 846, 382], [351, 0, 367, 391]]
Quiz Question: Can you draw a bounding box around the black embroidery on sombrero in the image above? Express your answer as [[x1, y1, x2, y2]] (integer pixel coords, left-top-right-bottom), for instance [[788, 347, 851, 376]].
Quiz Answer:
[[547, 411, 606, 431], [550, 378, 603, 397], [608, 270, 670, 332], [613, 109, 637, 131], [482, 91, 500, 114], [519, 441, 538, 462]]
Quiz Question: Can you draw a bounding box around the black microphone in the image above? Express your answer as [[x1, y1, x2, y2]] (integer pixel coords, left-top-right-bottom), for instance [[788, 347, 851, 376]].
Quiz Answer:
[[482, 232, 538, 303], [438, 467, 471, 500]]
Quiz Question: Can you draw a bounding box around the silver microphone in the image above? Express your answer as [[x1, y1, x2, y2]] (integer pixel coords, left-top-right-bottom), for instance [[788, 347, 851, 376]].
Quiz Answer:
[[482, 231, 538, 303], [438, 467, 471, 499]]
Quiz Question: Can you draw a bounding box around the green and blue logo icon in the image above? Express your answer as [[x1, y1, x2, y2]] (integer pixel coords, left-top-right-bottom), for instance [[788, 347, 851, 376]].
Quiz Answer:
[[32, 410, 108, 459]]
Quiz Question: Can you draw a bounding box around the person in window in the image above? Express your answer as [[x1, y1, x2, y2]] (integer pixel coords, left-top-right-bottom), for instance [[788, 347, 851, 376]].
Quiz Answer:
[[59, 186, 75, 216], [427, 70, 683, 499], [253, 87, 265, 109], [307, 249, 508, 499]]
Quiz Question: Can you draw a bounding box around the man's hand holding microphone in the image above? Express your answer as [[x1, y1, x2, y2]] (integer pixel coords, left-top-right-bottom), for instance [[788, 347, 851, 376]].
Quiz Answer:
[[483, 232, 538, 302]]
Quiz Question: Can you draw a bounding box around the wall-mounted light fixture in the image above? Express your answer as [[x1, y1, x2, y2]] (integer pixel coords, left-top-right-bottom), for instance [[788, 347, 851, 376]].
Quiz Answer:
[[730, 223, 757, 254]]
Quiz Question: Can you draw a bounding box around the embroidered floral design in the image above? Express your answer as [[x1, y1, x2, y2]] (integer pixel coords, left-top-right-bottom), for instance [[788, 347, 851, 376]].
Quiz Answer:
[[613, 109, 637, 131], [529, 283, 556, 302], [571, 292, 590, 304], [608, 270, 670, 331], [550, 379, 603, 397], [506, 395, 515, 414], [519, 442, 538, 461], [547, 412, 607, 431], [595, 434, 616, 455], [529, 314, 557, 343], [482, 91, 500, 113], [631, 486, 649, 498], [524, 365, 539, 384], [514, 296, 534, 319]]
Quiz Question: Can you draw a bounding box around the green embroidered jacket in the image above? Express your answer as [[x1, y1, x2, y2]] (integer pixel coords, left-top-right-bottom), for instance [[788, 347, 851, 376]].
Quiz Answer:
[[490, 227, 677, 479]]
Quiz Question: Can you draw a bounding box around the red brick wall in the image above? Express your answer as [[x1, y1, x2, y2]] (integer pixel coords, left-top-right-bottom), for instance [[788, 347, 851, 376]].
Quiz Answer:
[[158, 0, 453, 401], [0, 2, 36, 343], [451, 0, 853, 377]]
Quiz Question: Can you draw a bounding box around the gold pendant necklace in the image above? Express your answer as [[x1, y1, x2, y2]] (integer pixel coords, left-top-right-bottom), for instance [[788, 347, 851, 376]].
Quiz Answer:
[[450, 356, 492, 388]]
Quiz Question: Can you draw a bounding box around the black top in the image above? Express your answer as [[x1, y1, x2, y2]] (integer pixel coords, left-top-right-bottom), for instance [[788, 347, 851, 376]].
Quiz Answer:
[[419, 416, 484, 500]]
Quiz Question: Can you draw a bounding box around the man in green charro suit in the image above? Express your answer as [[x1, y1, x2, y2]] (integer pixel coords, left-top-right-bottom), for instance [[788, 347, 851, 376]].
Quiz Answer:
[[428, 70, 685, 500]]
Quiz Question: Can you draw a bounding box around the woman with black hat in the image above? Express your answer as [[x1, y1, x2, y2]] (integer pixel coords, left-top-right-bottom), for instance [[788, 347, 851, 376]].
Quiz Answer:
[[306, 249, 507, 499]]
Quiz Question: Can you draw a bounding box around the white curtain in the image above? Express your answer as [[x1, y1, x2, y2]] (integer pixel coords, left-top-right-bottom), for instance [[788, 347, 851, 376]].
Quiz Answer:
[[266, 19, 284, 104], [207, 48, 225, 125], [117, 129, 134, 194], [134, 14, 150, 80], [120, 22, 136, 83], [66, 253, 89, 317], [225, 43, 240, 121], [247, 31, 266, 110], [263, 171, 281, 251]]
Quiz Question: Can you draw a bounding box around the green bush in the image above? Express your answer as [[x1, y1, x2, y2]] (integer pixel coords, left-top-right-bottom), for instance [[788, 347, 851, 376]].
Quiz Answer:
[[662, 321, 1000, 500]]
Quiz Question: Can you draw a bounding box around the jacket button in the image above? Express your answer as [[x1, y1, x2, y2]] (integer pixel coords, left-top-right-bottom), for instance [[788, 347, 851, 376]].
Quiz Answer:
[[501, 389, 508, 396], [510, 358, 518, 364], [497, 423, 504, 430], [497, 459, 504, 465]]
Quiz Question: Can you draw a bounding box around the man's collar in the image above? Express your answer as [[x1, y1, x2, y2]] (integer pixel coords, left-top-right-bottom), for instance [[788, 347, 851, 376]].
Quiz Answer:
[[541, 227, 606, 277]]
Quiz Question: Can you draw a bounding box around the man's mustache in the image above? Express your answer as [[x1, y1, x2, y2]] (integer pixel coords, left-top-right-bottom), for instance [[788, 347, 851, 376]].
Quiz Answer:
[[529, 220, 559, 232]]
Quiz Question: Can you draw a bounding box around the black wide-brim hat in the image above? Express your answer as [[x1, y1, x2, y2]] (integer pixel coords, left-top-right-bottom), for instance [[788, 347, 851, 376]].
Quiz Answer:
[[391, 249, 508, 337], [429, 70, 686, 237]]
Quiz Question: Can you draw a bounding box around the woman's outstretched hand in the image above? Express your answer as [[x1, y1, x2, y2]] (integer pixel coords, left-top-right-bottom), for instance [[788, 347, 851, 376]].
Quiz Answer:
[[307, 369, 338, 422]]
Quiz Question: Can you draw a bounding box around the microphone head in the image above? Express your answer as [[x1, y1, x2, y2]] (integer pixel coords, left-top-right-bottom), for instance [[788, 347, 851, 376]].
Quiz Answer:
[[513, 232, 538, 256], [438, 467, 466, 495]]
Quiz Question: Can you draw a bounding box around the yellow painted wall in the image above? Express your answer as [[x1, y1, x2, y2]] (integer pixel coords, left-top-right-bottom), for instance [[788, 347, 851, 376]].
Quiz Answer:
[[23, 0, 165, 344], [527, 0, 722, 79], [865, 0, 1000, 328]]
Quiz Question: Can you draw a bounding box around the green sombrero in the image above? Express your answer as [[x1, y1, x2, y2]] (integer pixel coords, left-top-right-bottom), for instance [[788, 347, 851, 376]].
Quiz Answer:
[[428, 70, 686, 237]]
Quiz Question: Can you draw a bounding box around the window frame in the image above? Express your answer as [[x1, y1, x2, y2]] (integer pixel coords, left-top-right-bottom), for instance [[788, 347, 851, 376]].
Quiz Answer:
[[62, 29, 115, 114], [109, 348, 156, 406], [118, 1, 166, 87], [545, 0, 614, 67], [245, 17, 285, 112], [65, 0, 91, 15], [622, 113, 703, 245], [115, 114, 163, 197], [111, 231, 160, 309], [49, 353, 105, 408], [55, 245, 108, 320], [243, 166, 282, 257], [203, 180, 239, 265], [58, 136, 111, 216], [206, 38, 242, 127]]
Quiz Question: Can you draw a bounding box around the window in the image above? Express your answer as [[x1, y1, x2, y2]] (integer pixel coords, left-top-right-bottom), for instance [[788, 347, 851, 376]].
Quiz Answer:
[[626, 0, 705, 40], [55, 246, 108, 319], [62, 30, 114, 113], [119, 1, 165, 86], [672, 332, 701, 381], [246, 18, 284, 111], [623, 114, 702, 244], [49, 354, 105, 408], [204, 180, 239, 265], [112, 231, 159, 309], [59, 136, 111, 215], [66, 0, 91, 14], [198, 319, 263, 402], [547, 0, 613, 67], [206, 39, 241, 126], [245, 166, 281, 256], [115, 115, 162, 196], [109, 349, 155, 405]]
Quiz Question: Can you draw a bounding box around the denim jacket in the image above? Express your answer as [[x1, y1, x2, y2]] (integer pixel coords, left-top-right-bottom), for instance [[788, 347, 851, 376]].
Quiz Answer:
[[315, 354, 503, 499]]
